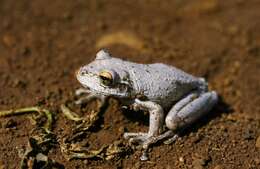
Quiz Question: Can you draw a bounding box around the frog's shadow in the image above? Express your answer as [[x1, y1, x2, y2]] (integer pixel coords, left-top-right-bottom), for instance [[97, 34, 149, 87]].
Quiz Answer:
[[122, 108, 150, 127], [122, 95, 232, 139]]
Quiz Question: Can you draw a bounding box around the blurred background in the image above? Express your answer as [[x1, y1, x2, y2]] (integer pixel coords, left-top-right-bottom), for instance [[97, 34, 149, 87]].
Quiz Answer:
[[0, 0, 259, 168]]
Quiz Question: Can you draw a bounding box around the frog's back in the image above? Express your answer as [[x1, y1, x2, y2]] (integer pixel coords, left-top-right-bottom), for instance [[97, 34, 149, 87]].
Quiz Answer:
[[129, 62, 204, 108], [149, 63, 198, 83]]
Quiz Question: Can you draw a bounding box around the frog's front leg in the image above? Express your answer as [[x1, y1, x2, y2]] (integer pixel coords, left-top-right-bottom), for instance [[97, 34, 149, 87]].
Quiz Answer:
[[75, 88, 91, 96], [124, 99, 164, 146], [75, 88, 107, 106]]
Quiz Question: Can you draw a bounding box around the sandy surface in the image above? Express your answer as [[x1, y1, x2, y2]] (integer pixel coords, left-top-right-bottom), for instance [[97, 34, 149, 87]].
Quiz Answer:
[[0, 0, 259, 168]]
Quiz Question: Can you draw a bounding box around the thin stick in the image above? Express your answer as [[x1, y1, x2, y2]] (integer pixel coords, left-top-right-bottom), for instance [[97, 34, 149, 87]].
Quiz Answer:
[[0, 107, 53, 131], [60, 104, 83, 122]]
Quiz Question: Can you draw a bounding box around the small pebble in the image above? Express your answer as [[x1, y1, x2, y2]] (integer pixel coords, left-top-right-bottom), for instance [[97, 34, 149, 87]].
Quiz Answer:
[[179, 156, 185, 163], [83, 159, 89, 165]]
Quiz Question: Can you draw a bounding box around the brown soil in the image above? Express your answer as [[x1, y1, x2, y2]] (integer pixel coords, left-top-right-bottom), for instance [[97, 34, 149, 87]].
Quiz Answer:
[[0, 0, 260, 168]]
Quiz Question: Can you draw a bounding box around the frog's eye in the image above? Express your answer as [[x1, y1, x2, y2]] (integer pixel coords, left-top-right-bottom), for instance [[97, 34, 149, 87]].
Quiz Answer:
[[99, 70, 113, 86]]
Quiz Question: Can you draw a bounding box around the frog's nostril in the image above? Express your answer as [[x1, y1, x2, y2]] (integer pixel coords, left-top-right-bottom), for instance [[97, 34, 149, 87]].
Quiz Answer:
[[84, 70, 88, 75], [81, 69, 89, 76]]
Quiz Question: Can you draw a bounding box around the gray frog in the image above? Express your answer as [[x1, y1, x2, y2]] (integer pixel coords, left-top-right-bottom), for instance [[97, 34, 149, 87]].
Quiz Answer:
[[75, 50, 218, 160]]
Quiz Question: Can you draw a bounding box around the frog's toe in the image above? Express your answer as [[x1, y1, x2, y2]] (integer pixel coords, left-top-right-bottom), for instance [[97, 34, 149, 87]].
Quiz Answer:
[[130, 135, 163, 149], [124, 133, 160, 147], [128, 135, 149, 144], [163, 134, 178, 145], [123, 132, 147, 139], [142, 131, 178, 149]]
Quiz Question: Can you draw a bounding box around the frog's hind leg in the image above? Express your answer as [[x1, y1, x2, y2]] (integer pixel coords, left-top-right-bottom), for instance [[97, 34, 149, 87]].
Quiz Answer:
[[165, 91, 218, 142]]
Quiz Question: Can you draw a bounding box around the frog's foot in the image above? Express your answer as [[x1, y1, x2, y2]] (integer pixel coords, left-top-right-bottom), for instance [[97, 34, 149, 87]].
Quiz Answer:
[[142, 130, 179, 147], [123, 132, 149, 144], [124, 132, 156, 149], [124, 130, 178, 149], [124, 131, 179, 161]]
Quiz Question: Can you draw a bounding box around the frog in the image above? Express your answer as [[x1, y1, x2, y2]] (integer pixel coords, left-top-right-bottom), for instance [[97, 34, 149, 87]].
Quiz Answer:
[[75, 49, 218, 160]]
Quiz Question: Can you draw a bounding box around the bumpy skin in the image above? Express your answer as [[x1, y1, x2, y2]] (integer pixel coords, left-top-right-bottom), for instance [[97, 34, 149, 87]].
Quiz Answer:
[[76, 50, 218, 160]]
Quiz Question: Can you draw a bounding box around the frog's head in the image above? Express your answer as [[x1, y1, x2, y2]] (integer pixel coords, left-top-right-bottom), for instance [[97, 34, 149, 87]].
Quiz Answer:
[[76, 50, 134, 98]]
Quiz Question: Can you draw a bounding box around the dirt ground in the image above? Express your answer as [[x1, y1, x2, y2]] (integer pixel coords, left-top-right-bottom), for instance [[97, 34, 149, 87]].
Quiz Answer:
[[0, 0, 260, 168]]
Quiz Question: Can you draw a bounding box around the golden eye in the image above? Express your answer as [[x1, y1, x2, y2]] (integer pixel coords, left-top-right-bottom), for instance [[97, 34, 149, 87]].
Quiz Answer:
[[99, 70, 113, 85]]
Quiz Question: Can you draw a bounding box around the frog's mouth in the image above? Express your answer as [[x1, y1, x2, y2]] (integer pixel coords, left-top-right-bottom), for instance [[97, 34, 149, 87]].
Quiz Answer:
[[76, 71, 130, 98]]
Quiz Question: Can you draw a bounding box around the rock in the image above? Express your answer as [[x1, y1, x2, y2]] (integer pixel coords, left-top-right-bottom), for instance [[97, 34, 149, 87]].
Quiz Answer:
[[256, 136, 260, 148], [95, 31, 148, 53]]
